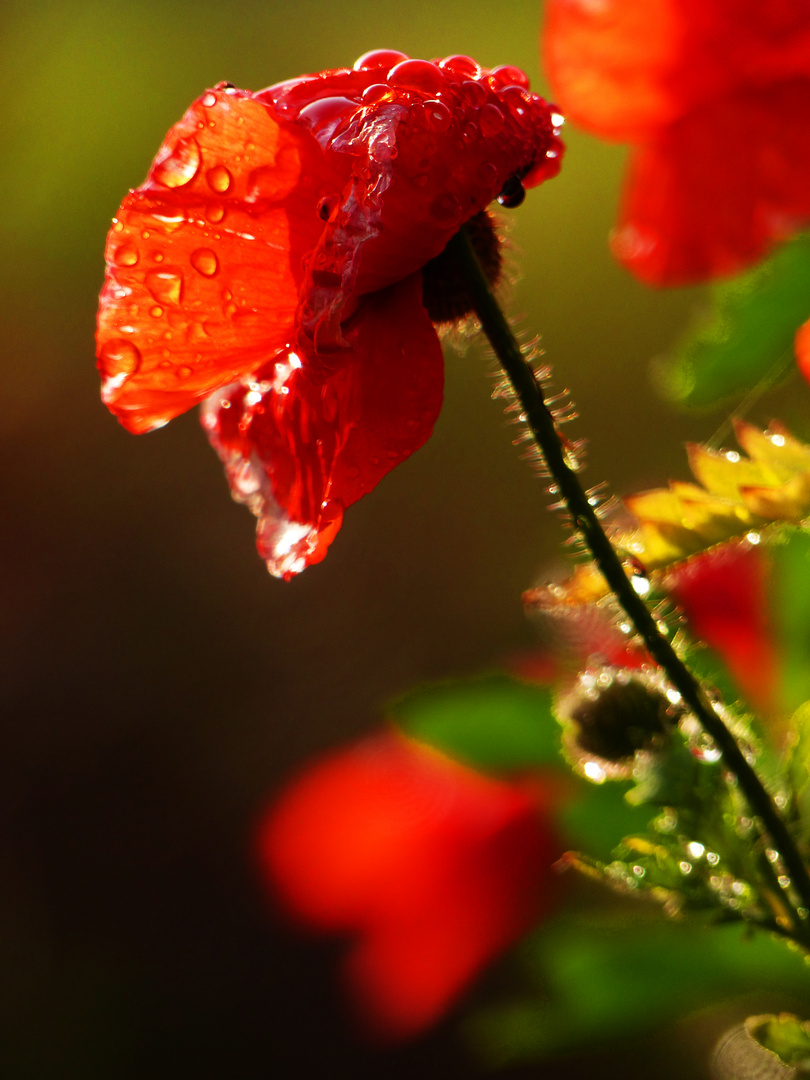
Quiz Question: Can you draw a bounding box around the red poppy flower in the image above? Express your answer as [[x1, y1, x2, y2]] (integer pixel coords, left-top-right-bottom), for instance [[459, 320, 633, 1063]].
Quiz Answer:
[[258, 731, 562, 1040], [665, 542, 779, 716], [96, 51, 564, 576], [542, 1, 810, 284]]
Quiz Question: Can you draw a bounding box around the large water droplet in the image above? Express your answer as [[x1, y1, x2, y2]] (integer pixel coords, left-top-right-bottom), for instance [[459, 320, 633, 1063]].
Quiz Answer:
[[461, 79, 487, 107], [190, 248, 219, 277], [478, 103, 505, 137], [206, 164, 232, 193], [387, 59, 444, 94], [420, 99, 452, 132], [206, 204, 226, 223], [438, 55, 481, 79], [113, 244, 139, 267], [145, 269, 184, 306], [491, 65, 530, 90], [354, 49, 407, 72], [98, 338, 142, 380], [201, 91, 217, 107], [153, 136, 201, 188], [361, 83, 395, 103]]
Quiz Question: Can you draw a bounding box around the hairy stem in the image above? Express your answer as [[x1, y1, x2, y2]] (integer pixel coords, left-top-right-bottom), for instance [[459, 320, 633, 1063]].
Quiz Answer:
[[451, 224, 810, 934]]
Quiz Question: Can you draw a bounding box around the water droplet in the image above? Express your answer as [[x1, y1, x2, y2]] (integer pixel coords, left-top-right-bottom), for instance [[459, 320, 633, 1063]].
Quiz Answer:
[[297, 96, 356, 132], [478, 103, 505, 137], [149, 305, 164, 318], [145, 269, 183, 306], [419, 99, 452, 132], [153, 135, 201, 188], [387, 58, 444, 94], [429, 192, 462, 225], [476, 161, 498, 188], [438, 55, 481, 79], [152, 251, 164, 262], [206, 164, 232, 193], [354, 48, 408, 72], [247, 164, 287, 203], [176, 365, 193, 379], [206, 204, 226, 224], [98, 338, 142, 379], [361, 82, 395, 103], [498, 176, 525, 208], [460, 79, 487, 107], [461, 121, 479, 143], [201, 91, 217, 107], [492, 64, 530, 90], [190, 248, 219, 276], [113, 244, 139, 267]]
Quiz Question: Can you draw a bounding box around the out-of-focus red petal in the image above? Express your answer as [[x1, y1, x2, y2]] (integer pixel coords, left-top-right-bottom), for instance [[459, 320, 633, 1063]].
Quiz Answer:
[[795, 319, 810, 384], [666, 543, 778, 715], [543, 0, 686, 140], [259, 731, 561, 1040], [96, 85, 347, 433], [202, 272, 443, 578], [611, 79, 810, 284]]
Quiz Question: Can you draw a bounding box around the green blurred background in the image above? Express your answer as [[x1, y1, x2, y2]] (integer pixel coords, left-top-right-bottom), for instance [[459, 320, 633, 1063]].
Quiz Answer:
[[3, 1, 809, 1076]]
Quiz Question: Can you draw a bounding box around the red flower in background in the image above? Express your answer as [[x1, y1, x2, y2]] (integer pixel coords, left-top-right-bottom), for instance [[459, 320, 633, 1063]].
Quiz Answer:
[[96, 51, 563, 577], [666, 542, 778, 716], [543, 0, 810, 285], [258, 732, 562, 1040]]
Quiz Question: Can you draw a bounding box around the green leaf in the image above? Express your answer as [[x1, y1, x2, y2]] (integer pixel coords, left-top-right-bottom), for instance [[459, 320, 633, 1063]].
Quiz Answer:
[[772, 530, 810, 715], [470, 911, 810, 1065], [746, 1013, 810, 1072], [389, 674, 560, 771], [659, 234, 810, 409], [390, 674, 650, 860]]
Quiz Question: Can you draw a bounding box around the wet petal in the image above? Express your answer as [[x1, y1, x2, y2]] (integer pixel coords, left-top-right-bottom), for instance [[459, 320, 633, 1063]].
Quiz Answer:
[[258, 732, 560, 1040], [96, 85, 347, 433], [611, 79, 810, 285], [202, 272, 443, 578]]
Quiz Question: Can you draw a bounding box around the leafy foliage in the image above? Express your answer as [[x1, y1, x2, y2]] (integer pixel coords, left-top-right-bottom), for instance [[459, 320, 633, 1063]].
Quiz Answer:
[[659, 233, 810, 409]]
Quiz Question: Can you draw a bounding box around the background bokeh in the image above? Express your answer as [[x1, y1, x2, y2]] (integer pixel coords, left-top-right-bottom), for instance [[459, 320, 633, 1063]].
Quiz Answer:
[[3, 1, 808, 1077]]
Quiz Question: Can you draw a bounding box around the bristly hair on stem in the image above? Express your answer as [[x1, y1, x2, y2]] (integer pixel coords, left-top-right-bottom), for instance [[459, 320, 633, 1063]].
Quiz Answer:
[[448, 223, 810, 945]]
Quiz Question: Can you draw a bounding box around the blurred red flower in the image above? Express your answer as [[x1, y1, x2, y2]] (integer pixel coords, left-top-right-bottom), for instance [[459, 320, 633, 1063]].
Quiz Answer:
[[543, 0, 810, 284], [666, 542, 778, 716], [96, 51, 563, 577], [257, 731, 562, 1040]]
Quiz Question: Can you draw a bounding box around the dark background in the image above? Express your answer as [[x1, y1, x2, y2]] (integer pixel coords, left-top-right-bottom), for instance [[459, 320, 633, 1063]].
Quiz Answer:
[[2, 1, 807, 1076]]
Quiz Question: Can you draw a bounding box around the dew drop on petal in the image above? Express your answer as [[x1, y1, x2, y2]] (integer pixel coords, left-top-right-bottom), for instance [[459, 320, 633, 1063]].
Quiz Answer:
[[190, 248, 219, 276], [476, 161, 498, 187], [478, 103, 505, 137], [429, 192, 462, 225], [460, 79, 487, 107], [206, 204, 226, 223], [149, 305, 164, 318], [98, 338, 142, 380], [176, 365, 193, 380], [387, 59, 444, 94], [353, 48, 408, 71], [152, 135, 202, 188], [491, 65, 530, 89], [421, 100, 452, 132], [201, 91, 217, 107], [206, 164, 232, 193], [145, 269, 184, 306], [113, 244, 139, 267], [438, 54, 481, 78], [361, 82, 396, 103]]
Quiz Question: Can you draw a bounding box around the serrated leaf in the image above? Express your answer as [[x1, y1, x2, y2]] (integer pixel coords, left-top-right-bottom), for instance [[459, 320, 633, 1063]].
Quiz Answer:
[[746, 1013, 810, 1071], [660, 234, 810, 410], [525, 421, 810, 613]]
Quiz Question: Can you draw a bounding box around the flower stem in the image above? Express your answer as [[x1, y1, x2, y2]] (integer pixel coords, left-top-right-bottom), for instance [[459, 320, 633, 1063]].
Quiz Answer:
[[451, 224, 810, 933]]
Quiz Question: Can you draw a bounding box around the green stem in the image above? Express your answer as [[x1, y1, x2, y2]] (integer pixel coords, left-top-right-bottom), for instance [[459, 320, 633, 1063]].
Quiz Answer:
[[451, 225, 810, 936]]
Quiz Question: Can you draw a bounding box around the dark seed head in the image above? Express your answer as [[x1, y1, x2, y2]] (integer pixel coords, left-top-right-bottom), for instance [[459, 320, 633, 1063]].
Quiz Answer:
[[565, 675, 674, 763], [420, 209, 503, 325]]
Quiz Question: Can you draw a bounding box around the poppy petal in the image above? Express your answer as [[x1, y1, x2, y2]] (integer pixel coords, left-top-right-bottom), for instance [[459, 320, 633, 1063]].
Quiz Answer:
[[259, 732, 560, 1040], [611, 79, 810, 284], [543, 0, 686, 141], [96, 85, 347, 433], [201, 272, 443, 578]]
